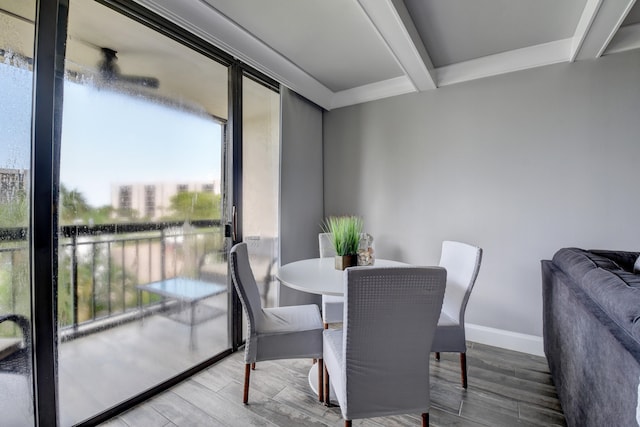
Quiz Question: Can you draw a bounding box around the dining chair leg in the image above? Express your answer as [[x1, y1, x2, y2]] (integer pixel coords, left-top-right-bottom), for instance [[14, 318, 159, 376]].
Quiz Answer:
[[243, 363, 251, 404], [323, 363, 330, 405], [318, 358, 324, 402], [422, 412, 429, 426], [460, 352, 467, 389], [435, 352, 440, 361], [324, 322, 329, 329], [345, 420, 352, 427], [251, 362, 256, 370]]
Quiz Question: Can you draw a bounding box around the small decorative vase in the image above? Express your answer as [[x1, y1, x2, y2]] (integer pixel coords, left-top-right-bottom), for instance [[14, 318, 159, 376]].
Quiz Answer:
[[357, 233, 375, 266], [335, 254, 358, 270]]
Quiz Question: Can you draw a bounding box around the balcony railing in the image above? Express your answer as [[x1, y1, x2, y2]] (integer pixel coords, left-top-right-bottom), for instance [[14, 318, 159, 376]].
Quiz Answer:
[[0, 219, 225, 340]]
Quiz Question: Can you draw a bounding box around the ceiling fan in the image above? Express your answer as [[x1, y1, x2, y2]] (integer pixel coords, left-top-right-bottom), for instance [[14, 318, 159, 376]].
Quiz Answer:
[[97, 47, 159, 89]]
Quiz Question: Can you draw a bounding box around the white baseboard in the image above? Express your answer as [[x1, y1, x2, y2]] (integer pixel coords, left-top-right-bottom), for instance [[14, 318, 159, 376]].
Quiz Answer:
[[466, 323, 545, 357]]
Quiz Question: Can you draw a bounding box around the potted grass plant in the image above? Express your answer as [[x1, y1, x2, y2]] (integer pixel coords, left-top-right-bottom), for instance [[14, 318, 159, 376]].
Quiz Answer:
[[323, 215, 363, 270]]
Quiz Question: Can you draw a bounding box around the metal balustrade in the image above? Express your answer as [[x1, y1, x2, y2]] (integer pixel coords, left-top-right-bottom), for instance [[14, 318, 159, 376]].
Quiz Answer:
[[0, 219, 224, 340]]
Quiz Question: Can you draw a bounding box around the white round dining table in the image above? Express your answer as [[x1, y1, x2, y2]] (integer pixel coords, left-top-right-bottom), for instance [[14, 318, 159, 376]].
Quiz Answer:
[[276, 257, 408, 296]]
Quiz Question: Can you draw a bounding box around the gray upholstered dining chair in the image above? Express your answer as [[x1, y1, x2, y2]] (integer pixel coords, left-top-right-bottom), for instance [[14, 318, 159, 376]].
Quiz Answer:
[[229, 242, 324, 404], [319, 233, 342, 328], [431, 240, 483, 389], [0, 314, 31, 376], [323, 266, 446, 427]]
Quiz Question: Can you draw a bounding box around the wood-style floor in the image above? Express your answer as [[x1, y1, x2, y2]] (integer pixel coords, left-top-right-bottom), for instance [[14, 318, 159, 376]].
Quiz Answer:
[[100, 341, 566, 426]]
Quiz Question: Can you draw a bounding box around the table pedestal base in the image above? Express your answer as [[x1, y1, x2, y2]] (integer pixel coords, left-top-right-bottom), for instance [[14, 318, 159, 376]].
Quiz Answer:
[[308, 362, 337, 405]]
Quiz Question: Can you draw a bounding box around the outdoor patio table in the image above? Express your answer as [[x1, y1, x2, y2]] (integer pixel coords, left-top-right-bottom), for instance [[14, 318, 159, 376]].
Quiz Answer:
[[137, 277, 226, 349]]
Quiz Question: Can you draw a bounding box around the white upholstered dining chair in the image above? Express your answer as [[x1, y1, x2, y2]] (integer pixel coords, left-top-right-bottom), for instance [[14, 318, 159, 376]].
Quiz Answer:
[[318, 233, 343, 328], [323, 266, 446, 427], [431, 240, 483, 389], [229, 242, 324, 403]]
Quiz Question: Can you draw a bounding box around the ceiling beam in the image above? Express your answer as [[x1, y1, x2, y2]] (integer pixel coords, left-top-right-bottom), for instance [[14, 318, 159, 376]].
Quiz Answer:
[[570, 0, 603, 61], [436, 39, 572, 87], [573, 0, 637, 60], [357, 0, 437, 91], [603, 21, 640, 54], [331, 76, 415, 109]]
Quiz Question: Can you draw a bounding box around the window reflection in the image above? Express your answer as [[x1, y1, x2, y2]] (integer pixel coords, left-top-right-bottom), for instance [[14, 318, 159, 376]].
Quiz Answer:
[[58, 1, 230, 424], [0, 1, 35, 425], [242, 77, 280, 309]]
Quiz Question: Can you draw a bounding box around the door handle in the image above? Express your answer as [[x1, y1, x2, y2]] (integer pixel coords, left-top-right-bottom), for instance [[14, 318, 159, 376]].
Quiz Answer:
[[232, 205, 237, 242]]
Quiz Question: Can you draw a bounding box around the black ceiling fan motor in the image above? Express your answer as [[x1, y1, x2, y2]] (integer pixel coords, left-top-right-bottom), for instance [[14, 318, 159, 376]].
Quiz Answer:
[[98, 47, 159, 89]]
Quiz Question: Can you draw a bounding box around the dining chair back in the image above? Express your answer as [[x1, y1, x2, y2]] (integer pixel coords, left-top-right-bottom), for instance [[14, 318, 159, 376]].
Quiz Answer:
[[318, 232, 337, 258], [0, 314, 31, 376], [323, 266, 446, 426], [230, 242, 324, 404], [432, 240, 483, 388], [319, 233, 342, 328]]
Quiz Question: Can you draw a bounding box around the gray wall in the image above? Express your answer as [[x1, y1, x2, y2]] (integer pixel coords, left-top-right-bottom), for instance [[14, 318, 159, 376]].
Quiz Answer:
[[279, 87, 324, 306], [323, 50, 640, 338]]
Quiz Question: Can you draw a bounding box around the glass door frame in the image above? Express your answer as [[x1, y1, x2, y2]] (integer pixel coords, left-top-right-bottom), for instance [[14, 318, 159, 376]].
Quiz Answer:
[[31, 1, 67, 424], [228, 63, 281, 351], [29, 0, 280, 425]]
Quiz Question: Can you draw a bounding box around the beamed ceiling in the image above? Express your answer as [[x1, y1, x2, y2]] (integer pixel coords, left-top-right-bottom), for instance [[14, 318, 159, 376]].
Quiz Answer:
[[133, 0, 640, 110], [3, 0, 640, 111]]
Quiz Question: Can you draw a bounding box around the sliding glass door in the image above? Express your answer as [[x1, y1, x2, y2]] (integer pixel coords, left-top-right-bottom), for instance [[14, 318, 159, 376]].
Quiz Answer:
[[241, 76, 281, 309], [0, 0, 281, 423], [0, 1, 35, 425], [58, 1, 230, 424]]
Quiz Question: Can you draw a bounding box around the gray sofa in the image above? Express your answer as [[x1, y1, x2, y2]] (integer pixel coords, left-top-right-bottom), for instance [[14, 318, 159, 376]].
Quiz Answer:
[[542, 247, 640, 427]]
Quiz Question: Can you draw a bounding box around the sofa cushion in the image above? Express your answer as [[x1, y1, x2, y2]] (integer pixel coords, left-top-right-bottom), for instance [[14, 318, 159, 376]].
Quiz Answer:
[[590, 249, 640, 273], [635, 255, 640, 274], [610, 270, 640, 288], [552, 248, 623, 282], [580, 267, 640, 340], [551, 247, 640, 340]]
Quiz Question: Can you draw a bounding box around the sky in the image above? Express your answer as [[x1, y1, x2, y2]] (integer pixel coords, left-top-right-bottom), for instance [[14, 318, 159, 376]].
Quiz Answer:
[[0, 62, 31, 171], [1, 62, 222, 207]]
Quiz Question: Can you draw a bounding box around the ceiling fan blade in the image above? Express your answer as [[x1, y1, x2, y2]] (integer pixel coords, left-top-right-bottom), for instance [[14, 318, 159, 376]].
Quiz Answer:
[[116, 75, 160, 89]]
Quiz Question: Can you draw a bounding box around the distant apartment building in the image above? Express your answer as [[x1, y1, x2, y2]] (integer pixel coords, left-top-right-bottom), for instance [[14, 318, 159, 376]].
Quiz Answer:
[[111, 180, 220, 220], [0, 168, 28, 204]]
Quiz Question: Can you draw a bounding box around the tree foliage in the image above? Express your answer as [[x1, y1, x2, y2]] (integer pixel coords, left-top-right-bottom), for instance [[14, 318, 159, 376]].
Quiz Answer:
[[59, 184, 115, 225], [168, 191, 220, 220], [60, 184, 91, 223], [0, 188, 27, 227]]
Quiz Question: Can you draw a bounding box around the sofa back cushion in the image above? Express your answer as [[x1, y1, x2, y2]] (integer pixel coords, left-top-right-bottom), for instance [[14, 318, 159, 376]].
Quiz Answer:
[[552, 248, 623, 282], [580, 268, 640, 340], [553, 248, 640, 341], [589, 250, 640, 273]]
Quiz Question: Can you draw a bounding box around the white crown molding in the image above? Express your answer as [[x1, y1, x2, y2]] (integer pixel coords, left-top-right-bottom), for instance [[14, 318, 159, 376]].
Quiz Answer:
[[603, 22, 640, 55], [436, 38, 572, 87], [330, 76, 416, 109], [574, 0, 636, 60], [134, 0, 334, 110], [571, 0, 603, 62], [357, 0, 436, 91]]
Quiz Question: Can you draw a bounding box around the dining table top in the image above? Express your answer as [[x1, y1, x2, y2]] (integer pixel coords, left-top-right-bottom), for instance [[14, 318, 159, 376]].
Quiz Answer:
[[276, 257, 407, 296]]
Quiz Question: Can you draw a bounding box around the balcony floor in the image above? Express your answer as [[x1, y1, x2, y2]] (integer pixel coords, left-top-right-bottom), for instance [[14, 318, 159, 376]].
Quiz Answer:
[[1, 293, 231, 427]]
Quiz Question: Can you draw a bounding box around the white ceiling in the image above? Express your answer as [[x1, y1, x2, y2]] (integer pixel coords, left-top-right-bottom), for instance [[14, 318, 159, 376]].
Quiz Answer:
[[134, 0, 640, 110]]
